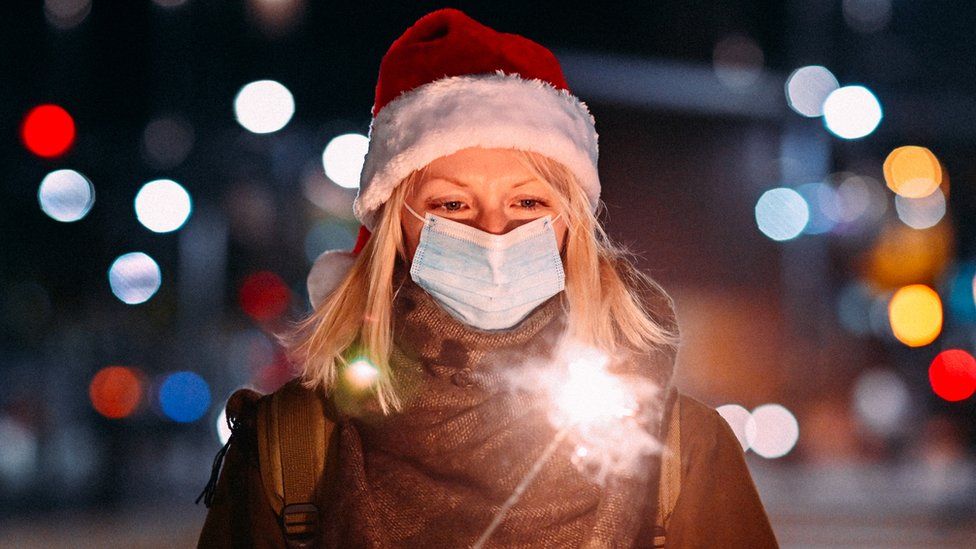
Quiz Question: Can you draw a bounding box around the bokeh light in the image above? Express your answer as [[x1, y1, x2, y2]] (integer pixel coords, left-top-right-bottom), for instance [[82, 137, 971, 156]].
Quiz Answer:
[[755, 187, 809, 241], [883, 146, 942, 199], [216, 408, 232, 445], [304, 220, 358, 263], [21, 104, 76, 158], [864, 221, 953, 290], [159, 371, 212, 423], [0, 417, 38, 490], [928, 350, 976, 402], [837, 281, 877, 337], [344, 357, 380, 391], [745, 404, 799, 459], [823, 85, 883, 139], [38, 169, 95, 222], [825, 172, 888, 236], [322, 133, 369, 189], [716, 404, 751, 451], [785, 65, 839, 117], [44, 0, 91, 30], [234, 80, 295, 134], [945, 262, 976, 324], [843, 0, 892, 33], [108, 252, 162, 305], [712, 33, 764, 90], [89, 366, 144, 419], [152, 0, 189, 8], [853, 368, 910, 437], [239, 271, 291, 321], [246, 0, 305, 38], [888, 284, 943, 347], [142, 115, 195, 169], [134, 179, 193, 233], [895, 189, 946, 230]]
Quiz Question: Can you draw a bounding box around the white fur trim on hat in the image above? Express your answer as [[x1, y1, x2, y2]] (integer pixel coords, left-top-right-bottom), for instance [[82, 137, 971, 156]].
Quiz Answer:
[[306, 249, 357, 309], [353, 71, 600, 230]]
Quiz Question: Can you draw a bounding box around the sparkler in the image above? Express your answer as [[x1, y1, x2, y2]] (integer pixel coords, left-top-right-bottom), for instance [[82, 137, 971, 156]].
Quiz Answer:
[[473, 341, 663, 548]]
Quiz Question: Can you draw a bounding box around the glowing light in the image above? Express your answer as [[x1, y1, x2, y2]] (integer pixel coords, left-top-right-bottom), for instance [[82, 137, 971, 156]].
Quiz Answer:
[[142, 115, 194, 169], [888, 284, 942, 347], [853, 368, 910, 436], [344, 357, 379, 390], [843, 0, 892, 33], [716, 404, 751, 451], [38, 169, 94, 222], [883, 146, 942, 199], [895, 190, 946, 230], [216, 408, 232, 445], [108, 252, 162, 305], [785, 65, 839, 117], [929, 350, 976, 402], [745, 404, 799, 459], [44, 0, 91, 30], [134, 179, 192, 233], [159, 371, 211, 423], [239, 271, 291, 321], [322, 133, 369, 189], [823, 85, 883, 139], [554, 348, 638, 426], [89, 366, 144, 419], [152, 0, 188, 7], [864, 221, 953, 290], [755, 188, 809, 241], [246, 0, 305, 38], [21, 104, 76, 158], [712, 33, 764, 90], [234, 80, 295, 134], [945, 262, 976, 324], [0, 417, 38, 488]]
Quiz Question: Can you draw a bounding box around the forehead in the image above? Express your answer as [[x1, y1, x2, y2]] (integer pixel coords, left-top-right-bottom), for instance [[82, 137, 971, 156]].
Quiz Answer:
[[422, 147, 539, 186]]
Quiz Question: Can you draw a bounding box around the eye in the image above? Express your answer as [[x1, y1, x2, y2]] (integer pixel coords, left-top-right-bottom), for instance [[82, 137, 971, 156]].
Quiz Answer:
[[516, 198, 545, 210], [442, 200, 464, 212]]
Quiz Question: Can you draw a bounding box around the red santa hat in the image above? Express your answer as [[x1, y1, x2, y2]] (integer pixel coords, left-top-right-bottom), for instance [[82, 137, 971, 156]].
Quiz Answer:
[[308, 8, 600, 308]]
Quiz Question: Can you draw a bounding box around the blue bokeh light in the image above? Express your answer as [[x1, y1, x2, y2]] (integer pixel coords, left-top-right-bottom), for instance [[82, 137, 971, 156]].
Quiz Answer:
[[159, 371, 211, 423]]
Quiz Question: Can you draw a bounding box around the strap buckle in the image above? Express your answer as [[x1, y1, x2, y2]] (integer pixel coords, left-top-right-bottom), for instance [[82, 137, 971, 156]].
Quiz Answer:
[[282, 502, 319, 548]]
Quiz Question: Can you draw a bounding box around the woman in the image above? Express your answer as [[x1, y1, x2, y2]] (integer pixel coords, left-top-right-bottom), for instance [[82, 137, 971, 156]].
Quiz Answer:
[[197, 8, 778, 548]]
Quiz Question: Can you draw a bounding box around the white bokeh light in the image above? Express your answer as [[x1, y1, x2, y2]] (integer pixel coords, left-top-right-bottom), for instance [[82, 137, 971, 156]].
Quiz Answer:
[[216, 408, 232, 445], [344, 357, 380, 390], [755, 188, 810, 241], [234, 80, 295, 134], [108, 252, 162, 305], [44, 0, 91, 30], [135, 179, 193, 233], [0, 416, 38, 490], [716, 404, 752, 451], [823, 85, 883, 139], [745, 404, 799, 459], [322, 133, 369, 189], [853, 368, 910, 437], [895, 190, 946, 230], [785, 65, 839, 117], [38, 169, 95, 222]]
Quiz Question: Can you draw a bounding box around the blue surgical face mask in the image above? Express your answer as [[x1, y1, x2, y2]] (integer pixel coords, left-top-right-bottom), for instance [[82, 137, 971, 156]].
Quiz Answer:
[[404, 202, 566, 331]]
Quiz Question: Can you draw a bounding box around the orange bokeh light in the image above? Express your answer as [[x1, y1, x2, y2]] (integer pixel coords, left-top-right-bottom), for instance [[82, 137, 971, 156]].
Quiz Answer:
[[888, 284, 942, 347], [929, 350, 976, 402], [21, 104, 76, 158], [89, 366, 144, 419], [883, 146, 942, 199]]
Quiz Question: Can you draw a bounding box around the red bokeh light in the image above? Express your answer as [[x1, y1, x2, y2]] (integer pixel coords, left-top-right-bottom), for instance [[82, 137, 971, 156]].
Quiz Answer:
[[89, 366, 144, 419], [21, 104, 76, 158], [928, 349, 976, 402], [239, 271, 291, 321]]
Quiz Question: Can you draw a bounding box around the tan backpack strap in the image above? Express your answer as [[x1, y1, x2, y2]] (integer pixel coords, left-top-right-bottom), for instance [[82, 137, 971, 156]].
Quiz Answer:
[[653, 393, 681, 548], [256, 379, 334, 548]]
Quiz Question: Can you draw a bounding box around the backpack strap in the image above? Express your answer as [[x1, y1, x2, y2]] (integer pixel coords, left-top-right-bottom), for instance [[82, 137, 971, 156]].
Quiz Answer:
[[256, 379, 335, 549], [652, 393, 682, 548]]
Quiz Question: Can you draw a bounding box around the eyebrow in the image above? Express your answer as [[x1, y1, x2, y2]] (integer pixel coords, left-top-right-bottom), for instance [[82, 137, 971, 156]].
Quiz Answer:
[[427, 176, 540, 189]]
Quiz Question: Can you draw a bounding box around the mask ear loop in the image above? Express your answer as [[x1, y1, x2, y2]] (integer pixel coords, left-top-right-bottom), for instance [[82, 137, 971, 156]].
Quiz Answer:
[[403, 202, 429, 223]]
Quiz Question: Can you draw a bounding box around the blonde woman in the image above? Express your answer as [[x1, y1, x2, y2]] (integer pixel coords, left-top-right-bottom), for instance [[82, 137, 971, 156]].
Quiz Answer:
[[198, 8, 778, 548]]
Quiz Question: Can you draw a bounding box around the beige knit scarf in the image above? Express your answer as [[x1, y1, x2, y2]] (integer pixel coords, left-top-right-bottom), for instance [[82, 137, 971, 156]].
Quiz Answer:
[[321, 265, 674, 548]]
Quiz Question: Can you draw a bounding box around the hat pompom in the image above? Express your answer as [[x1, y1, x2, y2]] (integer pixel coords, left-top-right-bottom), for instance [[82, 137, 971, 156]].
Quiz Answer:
[[307, 249, 357, 309]]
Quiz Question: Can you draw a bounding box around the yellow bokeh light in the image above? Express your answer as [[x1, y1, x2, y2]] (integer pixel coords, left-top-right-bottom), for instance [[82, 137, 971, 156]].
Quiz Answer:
[[888, 284, 943, 347], [883, 146, 942, 198], [863, 220, 953, 289]]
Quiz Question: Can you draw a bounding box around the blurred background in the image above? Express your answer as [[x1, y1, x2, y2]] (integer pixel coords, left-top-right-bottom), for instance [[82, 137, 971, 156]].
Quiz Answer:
[[2, 1, 975, 547]]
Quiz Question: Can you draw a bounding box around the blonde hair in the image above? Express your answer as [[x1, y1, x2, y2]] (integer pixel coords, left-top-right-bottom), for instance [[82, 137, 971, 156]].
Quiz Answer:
[[284, 151, 680, 414]]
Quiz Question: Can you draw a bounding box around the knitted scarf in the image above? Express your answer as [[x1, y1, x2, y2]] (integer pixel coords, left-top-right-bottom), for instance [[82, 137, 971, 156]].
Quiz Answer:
[[321, 265, 676, 548]]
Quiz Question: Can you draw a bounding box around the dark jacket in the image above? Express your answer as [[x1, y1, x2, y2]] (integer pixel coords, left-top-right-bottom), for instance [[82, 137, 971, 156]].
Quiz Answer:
[[197, 386, 779, 548]]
